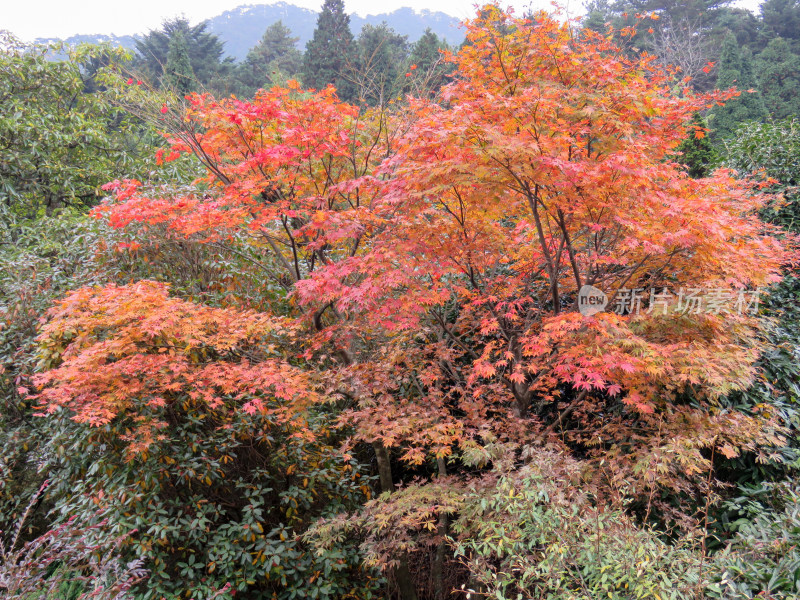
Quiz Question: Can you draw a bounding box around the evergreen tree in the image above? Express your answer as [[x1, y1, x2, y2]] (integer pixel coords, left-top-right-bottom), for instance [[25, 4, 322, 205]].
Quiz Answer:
[[615, 0, 733, 26], [712, 33, 768, 140], [756, 37, 800, 119], [710, 7, 762, 49], [677, 114, 718, 178], [355, 23, 408, 105], [237, 21, 302, 96], [135, 18, 227, 88], [409, 28, 444, 71], [760, 0, 800, 50], [164, 31, 196, 96], [408, 28, 453, 94], [583, 0, 616, 33], [302, 0, 357, 103]]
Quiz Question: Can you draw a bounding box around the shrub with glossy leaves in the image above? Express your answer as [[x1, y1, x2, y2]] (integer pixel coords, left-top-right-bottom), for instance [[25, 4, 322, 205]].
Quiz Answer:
[[708, 482, 800, 599], [40, 408, 381, 599]]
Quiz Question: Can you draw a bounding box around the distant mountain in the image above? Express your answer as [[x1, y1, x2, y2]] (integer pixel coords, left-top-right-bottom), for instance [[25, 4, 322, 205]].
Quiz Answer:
[[207, 3, 463, 60], [33, 33, 138, 53], [205, 3, 319, 60], [34, 3, 464, 62], [350, 7, 463, 48]]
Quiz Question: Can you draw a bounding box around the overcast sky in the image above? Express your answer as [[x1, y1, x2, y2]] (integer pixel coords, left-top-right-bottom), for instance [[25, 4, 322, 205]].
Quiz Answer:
[[3, 0, 762, 41]]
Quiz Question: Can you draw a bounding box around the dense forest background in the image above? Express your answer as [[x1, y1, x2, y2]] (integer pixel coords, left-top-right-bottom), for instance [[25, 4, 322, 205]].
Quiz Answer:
[[1, 0, 800, 598]]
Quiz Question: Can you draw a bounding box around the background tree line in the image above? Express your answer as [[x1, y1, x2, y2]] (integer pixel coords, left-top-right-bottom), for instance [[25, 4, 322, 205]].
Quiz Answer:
[[133, 0, 453, 103]]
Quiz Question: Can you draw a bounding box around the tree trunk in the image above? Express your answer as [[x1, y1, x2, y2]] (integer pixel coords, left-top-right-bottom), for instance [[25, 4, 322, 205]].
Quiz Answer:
[[372, 441, 418, 600], [373, 441, 393, 493], [432, 456, 449, 599]]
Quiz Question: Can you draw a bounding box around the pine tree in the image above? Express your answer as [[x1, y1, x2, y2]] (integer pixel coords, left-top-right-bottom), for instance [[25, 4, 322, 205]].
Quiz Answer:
[[355, 23, 408, 105], [409, 29, 444, 72], [302, 0, 357, 103], [407, 29, 453, 95], [164, 31, 195, 96], [756, 37, 800, 120], [582, 0, 616, 33], [134, 18, 225, 88], [712, 33, 768, 140], [238, 21, 303, 95], [618, 0, 733, 26], [760, 0, 800, 50]]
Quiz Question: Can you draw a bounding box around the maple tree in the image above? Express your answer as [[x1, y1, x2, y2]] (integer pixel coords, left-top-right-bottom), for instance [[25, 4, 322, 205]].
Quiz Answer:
[[84, 4, 788, 475], [296, 7, 787, 470], [29, 5, 796, 597]]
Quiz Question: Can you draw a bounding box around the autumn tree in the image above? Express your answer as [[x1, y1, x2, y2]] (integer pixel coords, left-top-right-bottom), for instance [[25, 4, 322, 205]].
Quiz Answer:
[[88, 0, 783, 495], [36, 5, 792, 596], [29, 281, 377, 598]]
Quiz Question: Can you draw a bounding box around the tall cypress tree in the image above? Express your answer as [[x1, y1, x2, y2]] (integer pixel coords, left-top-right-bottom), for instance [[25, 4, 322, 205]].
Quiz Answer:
[[677, 114, 718, 178], [164, 31, 196, 96], [712, 33, 768, 140], [756, 37, 800, 120], [302, 0, 357, 102]]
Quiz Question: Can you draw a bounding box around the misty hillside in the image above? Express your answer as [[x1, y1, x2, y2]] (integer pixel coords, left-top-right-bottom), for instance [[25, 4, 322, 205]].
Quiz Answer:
[[34, 2, 464, 60]]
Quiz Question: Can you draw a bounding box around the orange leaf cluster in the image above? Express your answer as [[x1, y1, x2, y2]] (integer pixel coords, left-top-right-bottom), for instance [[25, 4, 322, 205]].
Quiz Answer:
[[34, 281, 316, 452], [70, 7, 789, 462]]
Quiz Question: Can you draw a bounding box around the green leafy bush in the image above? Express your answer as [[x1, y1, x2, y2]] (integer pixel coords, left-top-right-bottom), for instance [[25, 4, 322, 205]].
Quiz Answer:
[[451, 452, 704, 600], [39, 406, 381, 600], [708, 482, 800, 599]]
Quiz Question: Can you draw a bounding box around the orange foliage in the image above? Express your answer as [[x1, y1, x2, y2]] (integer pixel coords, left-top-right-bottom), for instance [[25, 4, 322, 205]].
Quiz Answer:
[[34, 281, 316, 453], [44, 6, 788, 467]]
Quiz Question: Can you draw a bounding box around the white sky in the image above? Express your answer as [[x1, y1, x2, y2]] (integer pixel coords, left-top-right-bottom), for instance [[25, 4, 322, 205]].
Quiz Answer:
[[2, 0, 762, 41]]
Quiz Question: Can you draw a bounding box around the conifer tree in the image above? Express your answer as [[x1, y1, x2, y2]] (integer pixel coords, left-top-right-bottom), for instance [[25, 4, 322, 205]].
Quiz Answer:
[[164, 31, 195, 96], [302, 0, 357, 102], [407, 28, 453, 94], [355, 23, 408, 105], [712, 33, 768, 140], [756, 36, 800, 119], [135, 18, 225, 88], [238, 21, 302, 95], [760, 0, 800, 50], [409, 28, 444, 71], [677, 114, 718, 178], [582, 0, 616, 33]]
